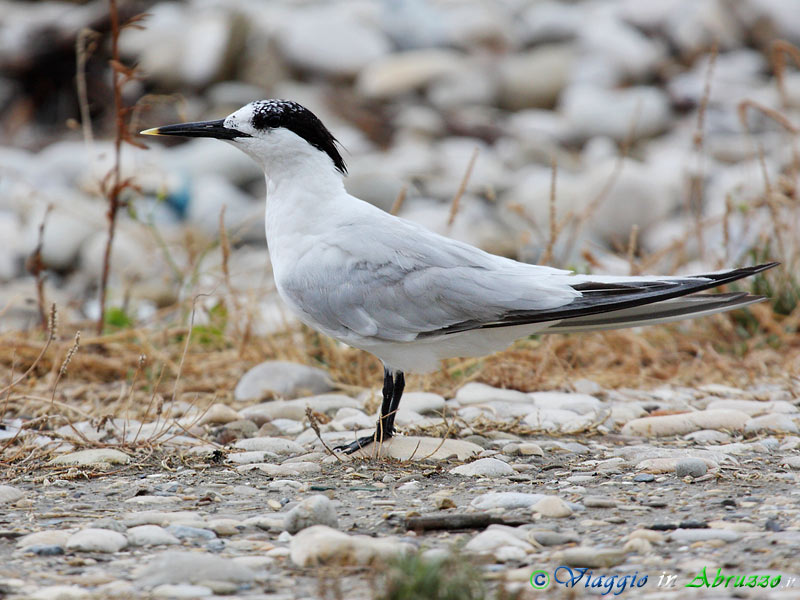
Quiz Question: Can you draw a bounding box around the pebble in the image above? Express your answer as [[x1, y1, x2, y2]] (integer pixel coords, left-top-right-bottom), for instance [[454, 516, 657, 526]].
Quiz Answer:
[[633, 473, 655, 483], [583, 496, 617, 509], [555, 546, 627, 568], [127, 525, 180, 546], [240, 395, 360, 424], [464, 526, 534, 558], [289, 525, 411, 567], [234, 361, 332, 401], [166, 524, 217, 541], [670, 529, 742, 543], [744, 414, 799, 435], [528, 530, 581, 546], [471, 492, 545, 510], [236, 462, 321, 476], [675, 458, 709, 478], [346, 436, 482, 461], [65, 528, 128, 553], [450, 458, 515, 478], [357, 49, 463, 99], [151, 584, 212, 598], [49, 449, 131, 466], [17, 530, 70, 551], [0, 485, 23, 504], [621, 410, 750, 437], [30, 586, 89, 600], [532, 496, 573, 518], [137, 551, 255, 586], [497, 45, 575, 109], [233, 436, 305, 455], [196, 404, 241, 425], [284, 495, 338, 534]]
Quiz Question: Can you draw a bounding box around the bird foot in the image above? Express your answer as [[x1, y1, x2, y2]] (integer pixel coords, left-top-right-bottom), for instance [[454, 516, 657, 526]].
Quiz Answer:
[[334, 433, 391, 455]]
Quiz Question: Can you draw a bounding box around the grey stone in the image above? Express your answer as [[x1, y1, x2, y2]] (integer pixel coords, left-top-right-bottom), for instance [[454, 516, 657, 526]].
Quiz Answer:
[[137, 551, 255, 586], [675, 458, 708, 478], [450, 458, 514, 478], [284, 495, 338, 534], [65, 528, 128, 553], [234, 361, 332, 401]]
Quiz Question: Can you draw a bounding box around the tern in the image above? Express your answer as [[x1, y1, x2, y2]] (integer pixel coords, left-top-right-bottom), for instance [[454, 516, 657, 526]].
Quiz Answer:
[[142, 99, 777, 454]]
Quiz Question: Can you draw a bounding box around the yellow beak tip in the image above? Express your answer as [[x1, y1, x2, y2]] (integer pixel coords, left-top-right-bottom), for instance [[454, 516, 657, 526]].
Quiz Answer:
[[140, 128, 161, 136]]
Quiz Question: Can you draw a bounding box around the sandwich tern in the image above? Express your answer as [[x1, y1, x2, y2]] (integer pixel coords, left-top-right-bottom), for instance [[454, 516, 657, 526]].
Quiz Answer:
[[142, 99, 777, 454]]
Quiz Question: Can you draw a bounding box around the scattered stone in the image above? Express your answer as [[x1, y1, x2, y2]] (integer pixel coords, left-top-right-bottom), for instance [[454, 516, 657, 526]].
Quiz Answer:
[[675, 458, 708, 478], [65, 528, 128, 553], [29, 586, 89, 600], [744, 414, 799, 435], [528, 530, 581, 546], [241, 395, 360, 424], [151, 584, 212, 598], [633, 473, 655, 483], [166, 525, 217, 541], [49, 449, 131, 466], [289, 525, 411, 567], [464, 526, 534, 559], [532, 496, 573, 518], [583, 496, 617, 509], [233, 437, 305, 455], [347, 436, 482, 461], [126, 525, 180, 547], [236, 462, 321, 477], [284, 495, 338, 534], [450, 458, 514, 478], [555, 546, 627, 568], [0, 485, 24, 504], [196, 404, 241, 425], [471, 492, 545, 511], [137, 551, 255, 587], [17, 530, 70, 551], [621, 410, 749, 437], [234, 361, 332, 401], [670, 529, 742, 543]]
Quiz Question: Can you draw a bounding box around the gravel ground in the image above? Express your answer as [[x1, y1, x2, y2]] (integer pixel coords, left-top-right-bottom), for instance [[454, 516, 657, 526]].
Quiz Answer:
[[2, 374, 800, 599]]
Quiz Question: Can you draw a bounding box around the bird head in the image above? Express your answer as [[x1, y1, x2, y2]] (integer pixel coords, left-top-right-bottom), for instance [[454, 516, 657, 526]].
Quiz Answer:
[[141, 99, 347, 175]]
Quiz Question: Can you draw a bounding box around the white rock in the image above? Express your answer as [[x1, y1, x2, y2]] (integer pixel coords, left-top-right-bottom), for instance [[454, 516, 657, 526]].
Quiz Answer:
[[621, 410, 750, 437], [49, 449, 131, 466], [30, 586, 89, 600], [528, 392, 601, 415], [684, 429, 732, 443], [17, 530, 70, 550], [187, 174, 263, 244], [123, 511, 206, 528], [284, 495, 338, 534], [561, 84, 671, 141], [523, 408, 592, 432], [464, 527, 534, 557], [744, 414, 799, 435], [342, 436, 482, 461], [332, 407, 374, 431], [226, 451, 279, 465], [532, 496, 573, 518], [455, 383, 530, 405], [236, 462, 321, 477], [277, 7, 390, 77], [635, 457, 717, 474], [126, 525, 180, 547], [670, 528, 742, 543], [427, 63, 498, 109], [289, 525, 411, 567], [66, 528, 128, 553], [471, 492, 544, 511], [234, 361, 332, 401], [196, 404, 242, 425], [400, 392, 447, 415], [555, 546, 627, 568], [240, 395, 360, 423], [706, 399, 796, 416], [497, 45, 575, 109], [450, 458, 514, 478], [151, 584, 212, 598], [137, 551, 255, 586], [233, 437, 305, 455], [675, 458, 708, 478], [520, 1, 582, 44], [0, 485, 23, 504], [357, 49, 464, 99]]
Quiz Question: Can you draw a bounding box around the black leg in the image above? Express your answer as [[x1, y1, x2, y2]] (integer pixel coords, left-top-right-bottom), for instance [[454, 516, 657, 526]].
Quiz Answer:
[[384, 371, 405, 435], [335, 367, 397, 454]]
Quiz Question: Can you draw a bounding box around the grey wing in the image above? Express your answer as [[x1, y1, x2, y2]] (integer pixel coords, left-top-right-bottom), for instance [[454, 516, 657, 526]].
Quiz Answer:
[[279, 217, 579, 343]]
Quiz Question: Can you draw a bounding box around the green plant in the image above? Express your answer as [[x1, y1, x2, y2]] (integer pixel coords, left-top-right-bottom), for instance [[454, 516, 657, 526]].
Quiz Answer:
[[375, 551, 486, 600]]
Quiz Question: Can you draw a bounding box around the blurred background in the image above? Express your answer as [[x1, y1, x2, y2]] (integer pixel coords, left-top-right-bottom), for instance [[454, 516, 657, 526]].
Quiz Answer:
[[1, 0, 798, 335]]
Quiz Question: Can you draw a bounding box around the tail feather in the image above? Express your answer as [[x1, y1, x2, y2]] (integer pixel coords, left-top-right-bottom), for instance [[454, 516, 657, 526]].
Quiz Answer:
[[421, 262, 778, 338], [544, 292, 765, 334]]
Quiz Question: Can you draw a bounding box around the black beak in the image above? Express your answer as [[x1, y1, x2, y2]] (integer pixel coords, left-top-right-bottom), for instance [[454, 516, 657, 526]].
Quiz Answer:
[[140, 119, 250, 140]]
